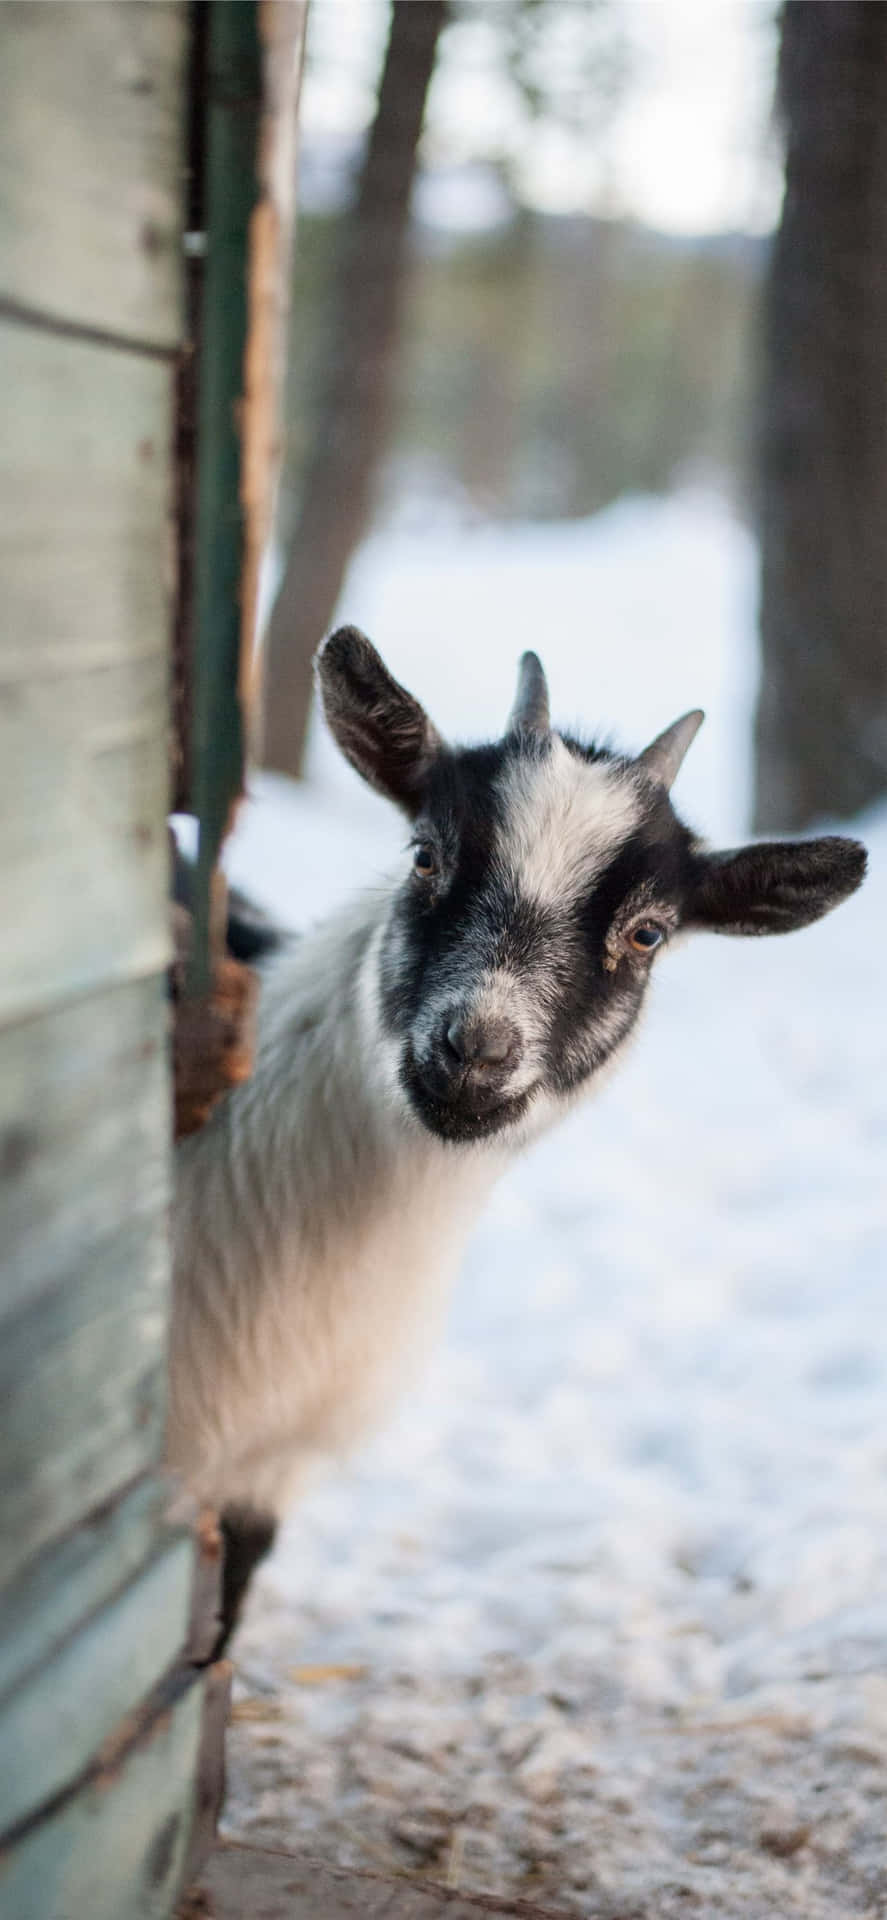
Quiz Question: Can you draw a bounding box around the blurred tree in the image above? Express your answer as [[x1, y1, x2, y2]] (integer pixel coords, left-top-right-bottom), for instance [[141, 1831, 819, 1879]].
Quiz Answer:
[[262, 0, 447, 778], [755, 0, 887, 829], [263, 0, 633, 777]]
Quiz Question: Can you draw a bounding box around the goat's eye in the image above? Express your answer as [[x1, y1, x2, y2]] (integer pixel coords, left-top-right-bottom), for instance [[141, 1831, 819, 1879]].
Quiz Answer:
[[412, 843, 438, 879], [629, 923, 664, 953]]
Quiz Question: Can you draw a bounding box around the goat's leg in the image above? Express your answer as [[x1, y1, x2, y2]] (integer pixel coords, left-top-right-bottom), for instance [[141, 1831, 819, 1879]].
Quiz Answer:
[[213, 1503, 278, 1656]]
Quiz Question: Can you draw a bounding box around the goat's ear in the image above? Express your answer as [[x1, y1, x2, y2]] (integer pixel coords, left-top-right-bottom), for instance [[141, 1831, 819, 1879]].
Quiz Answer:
[[685, 836, 867, 936], [315, 626, 444, 815]]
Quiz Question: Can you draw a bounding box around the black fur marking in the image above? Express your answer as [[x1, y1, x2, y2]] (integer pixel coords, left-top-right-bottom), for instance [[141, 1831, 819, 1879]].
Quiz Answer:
[[685, 836, 867, 936], [225, 883, 290, 964], [317, 627, 443, 814], [215, 1503, 278, 1656], [559, 733, 624, 768], [536, 798, 698, 1094], [379, 742, 512, 1036], [173, 847, 289, 965]]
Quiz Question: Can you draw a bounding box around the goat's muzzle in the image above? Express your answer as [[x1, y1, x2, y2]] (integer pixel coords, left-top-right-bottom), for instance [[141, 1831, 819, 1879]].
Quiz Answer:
[[401, 1016, 531, 1144]]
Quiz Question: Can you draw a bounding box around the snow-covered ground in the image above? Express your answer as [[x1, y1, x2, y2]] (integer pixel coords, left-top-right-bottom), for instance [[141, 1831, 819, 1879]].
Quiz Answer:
[[220, 495, 887, 1917]]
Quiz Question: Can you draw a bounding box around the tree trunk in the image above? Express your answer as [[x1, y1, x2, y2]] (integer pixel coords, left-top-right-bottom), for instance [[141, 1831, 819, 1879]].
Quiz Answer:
[[754, 1, 887, 831], [262, 0, 447, 778]]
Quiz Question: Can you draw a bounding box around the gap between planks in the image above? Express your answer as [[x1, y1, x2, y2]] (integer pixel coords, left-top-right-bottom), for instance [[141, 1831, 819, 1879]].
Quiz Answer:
[[0, 295, 179, 364]]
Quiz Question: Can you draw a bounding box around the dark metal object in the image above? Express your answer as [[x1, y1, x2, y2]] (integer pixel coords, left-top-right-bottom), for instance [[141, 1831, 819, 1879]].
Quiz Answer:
[[188, 2, 263, 992]]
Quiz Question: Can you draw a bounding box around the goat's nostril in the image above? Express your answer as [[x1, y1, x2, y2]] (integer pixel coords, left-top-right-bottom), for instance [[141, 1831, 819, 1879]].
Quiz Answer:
[[445, 1017, 518, 1071], [445, 1021, 466, 1064]]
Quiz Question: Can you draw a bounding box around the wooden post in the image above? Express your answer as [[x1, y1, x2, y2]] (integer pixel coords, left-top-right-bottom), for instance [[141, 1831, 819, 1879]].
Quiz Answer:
[[172, 0, 305, 1143]]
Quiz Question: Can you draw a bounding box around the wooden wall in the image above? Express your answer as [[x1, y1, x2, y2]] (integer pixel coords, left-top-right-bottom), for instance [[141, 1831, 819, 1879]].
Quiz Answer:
[[0, 7, 215, 1914]]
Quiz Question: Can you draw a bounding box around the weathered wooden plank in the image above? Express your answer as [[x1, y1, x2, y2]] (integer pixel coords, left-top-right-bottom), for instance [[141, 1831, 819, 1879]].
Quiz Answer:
[[0, 969, 172, 1584], [0, 1672, 205, 1920], [0, 321, 173, 1023], [0, 1476, 169, 1708], [0, 1536, 193, 1837], [0, 332, 172, 1013], [0, 1, 186, 348], [0, 1213, 170, 1588], [0, 314, 172, 675], [0, 974, 169, 1326], [183, 1845, 572, 1920], [1, 319, 173, 678]]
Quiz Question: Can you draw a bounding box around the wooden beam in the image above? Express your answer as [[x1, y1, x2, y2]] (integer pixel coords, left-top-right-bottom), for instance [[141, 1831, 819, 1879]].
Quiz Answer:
[[240, 1, 307, 727]]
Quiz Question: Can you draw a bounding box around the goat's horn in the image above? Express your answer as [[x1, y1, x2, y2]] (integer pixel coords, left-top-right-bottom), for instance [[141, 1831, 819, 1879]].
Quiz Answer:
[[507, 651, 550, 735], [637, 709, 705, 790]]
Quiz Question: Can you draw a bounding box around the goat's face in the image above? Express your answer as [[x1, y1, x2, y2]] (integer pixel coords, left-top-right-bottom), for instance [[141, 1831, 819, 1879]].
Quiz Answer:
[[379, 734, 694, 1143], [317, 629, 867, 1147]]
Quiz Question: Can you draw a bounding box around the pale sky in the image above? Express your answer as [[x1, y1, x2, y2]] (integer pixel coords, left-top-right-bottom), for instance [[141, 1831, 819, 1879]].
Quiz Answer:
[[302, 0, 782, 239]]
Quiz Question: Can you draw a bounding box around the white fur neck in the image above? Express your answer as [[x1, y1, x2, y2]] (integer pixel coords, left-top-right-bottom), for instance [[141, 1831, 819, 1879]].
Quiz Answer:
[[168, 890, 506, 1513]]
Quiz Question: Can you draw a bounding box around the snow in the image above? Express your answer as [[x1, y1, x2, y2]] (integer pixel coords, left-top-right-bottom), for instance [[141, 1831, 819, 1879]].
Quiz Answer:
[[220, 493, 887, 1916]]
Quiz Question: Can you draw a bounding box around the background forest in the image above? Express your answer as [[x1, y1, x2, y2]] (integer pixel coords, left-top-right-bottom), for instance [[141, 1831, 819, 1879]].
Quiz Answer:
[[288, 172, 759, 525], [264, 0, 887, 845], [264, 0, 775, 774]]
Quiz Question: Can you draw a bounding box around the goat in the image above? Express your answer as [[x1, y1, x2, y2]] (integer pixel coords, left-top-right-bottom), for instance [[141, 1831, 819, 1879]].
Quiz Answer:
[[168, 628, 866, 1643]]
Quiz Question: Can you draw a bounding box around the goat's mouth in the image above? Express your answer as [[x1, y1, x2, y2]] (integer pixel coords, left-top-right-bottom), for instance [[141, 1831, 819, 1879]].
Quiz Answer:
[[400, 1047, 533, 1144]]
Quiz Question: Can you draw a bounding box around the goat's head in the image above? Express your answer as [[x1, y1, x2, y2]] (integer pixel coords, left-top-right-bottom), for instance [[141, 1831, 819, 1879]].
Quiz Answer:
[[317, 628, 867, 1146]]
